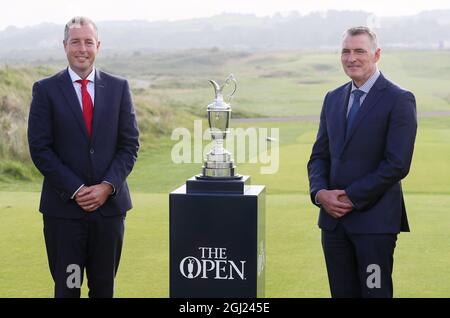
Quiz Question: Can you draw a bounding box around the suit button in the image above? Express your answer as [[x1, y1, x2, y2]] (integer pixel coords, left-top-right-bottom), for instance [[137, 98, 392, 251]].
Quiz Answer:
[[90, 149, 94, 154]]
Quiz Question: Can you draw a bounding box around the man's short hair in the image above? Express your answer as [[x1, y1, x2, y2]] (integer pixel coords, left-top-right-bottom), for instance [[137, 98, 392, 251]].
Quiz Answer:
[[343, 26, 378, 52], [64, 16, 98, 42]]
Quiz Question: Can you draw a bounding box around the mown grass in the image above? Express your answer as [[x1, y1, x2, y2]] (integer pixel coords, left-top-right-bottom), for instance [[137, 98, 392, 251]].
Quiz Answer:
[[0, 50, 449, 297], [1, 116, 449, 297], [1, 192, 449, 297]]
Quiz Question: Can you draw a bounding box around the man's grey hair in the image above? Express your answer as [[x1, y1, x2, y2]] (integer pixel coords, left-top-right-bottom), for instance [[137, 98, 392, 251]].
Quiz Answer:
[[64, 16, 98, 42], [343, 26, 378, 52]]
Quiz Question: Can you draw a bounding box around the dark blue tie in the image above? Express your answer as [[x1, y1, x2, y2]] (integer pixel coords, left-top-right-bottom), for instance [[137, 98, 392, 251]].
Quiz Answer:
[[346, 89, 364, 138]]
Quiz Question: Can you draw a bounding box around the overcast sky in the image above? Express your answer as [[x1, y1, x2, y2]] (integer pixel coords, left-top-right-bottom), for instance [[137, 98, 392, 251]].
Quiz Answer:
[[3, 0, 450, 30]]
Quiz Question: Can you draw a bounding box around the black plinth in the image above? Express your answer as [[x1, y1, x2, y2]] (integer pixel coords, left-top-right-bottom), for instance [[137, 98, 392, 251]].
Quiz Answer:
[[169, 176, 266, 298]]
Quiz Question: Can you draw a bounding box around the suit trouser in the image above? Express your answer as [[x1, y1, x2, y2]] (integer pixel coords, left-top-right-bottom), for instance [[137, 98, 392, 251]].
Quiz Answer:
[[43, 211, 125, 298], [321, 222, 397, 298]]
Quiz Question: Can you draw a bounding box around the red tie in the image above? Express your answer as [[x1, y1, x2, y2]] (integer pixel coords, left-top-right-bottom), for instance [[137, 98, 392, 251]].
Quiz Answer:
[[76, 79, 93, 138]]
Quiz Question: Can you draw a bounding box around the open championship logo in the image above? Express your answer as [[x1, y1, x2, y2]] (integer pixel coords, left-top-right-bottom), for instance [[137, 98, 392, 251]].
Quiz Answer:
[[179, 247, 246, 280]]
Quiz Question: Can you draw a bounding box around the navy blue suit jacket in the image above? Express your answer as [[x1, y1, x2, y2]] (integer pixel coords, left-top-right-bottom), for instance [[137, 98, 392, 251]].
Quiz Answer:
[[307, 73, 417, 234], [28, 69, 139, 219]]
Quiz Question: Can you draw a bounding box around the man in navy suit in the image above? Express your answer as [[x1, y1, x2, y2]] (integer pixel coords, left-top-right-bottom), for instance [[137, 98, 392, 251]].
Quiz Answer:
[[28, 17, 139, 298], [307, 26, 417, 298]]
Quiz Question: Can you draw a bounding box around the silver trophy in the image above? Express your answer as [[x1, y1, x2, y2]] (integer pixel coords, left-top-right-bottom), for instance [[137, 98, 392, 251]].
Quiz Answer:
[[197, 74, 241, 179]]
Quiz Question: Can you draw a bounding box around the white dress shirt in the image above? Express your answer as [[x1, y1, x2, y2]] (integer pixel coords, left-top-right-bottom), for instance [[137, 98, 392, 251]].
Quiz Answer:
[[67, 66, 95, 110]]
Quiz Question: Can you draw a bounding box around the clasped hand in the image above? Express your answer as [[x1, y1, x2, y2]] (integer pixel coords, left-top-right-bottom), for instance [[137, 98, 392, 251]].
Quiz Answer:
[[317, 189, 354, 219], [75, 183, 113, 212]]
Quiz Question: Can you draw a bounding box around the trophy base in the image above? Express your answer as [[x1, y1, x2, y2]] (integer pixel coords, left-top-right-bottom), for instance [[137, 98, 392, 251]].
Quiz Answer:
[[189, 175, 249, 194], [199, 160, 241, 179], [196, 174, 243, 180]]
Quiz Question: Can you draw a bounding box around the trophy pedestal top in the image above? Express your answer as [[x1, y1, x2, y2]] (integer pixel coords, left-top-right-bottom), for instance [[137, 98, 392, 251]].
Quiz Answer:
[[195, 174, 242, 180], [186, 175, 250, 194]]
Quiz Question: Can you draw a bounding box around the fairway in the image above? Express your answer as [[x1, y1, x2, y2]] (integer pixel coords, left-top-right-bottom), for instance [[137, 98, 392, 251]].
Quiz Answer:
[[0, 50, 449, 297], [1, 192, 450, 298], [1, 116, 450, 297]]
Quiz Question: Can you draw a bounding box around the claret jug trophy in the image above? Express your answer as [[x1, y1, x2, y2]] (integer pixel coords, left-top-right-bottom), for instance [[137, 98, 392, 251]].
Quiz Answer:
[[197, 74, 241, 179]]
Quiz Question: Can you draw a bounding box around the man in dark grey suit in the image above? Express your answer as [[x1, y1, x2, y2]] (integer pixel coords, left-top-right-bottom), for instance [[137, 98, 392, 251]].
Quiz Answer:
[[28, 17, 139, 297], [307, 26, 417, 298]]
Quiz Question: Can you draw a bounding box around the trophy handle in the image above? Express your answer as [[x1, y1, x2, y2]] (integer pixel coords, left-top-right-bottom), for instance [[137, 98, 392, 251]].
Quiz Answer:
[[206, 75, 237, 107], [224, 74, 237, 103]]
